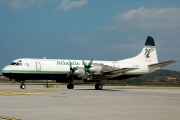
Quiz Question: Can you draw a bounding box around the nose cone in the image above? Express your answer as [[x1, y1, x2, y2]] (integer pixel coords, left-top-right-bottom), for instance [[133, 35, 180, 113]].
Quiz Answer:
[[2, 66, 6, 75], [2, 66, 10, 77]]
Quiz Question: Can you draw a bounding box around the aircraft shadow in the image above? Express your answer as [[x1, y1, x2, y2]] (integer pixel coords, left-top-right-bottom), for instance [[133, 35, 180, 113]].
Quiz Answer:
[[74, 89, 123, 91]]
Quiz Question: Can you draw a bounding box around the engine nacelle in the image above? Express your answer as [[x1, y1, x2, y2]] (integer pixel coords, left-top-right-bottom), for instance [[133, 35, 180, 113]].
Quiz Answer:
[[74, 68, 85, 77], [73, 65, 108, 80], [89, 65, 106, 74]]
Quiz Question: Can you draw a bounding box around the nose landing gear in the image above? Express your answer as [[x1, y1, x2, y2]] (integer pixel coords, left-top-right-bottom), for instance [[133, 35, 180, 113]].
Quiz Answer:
[[20, 81, 26, 89]]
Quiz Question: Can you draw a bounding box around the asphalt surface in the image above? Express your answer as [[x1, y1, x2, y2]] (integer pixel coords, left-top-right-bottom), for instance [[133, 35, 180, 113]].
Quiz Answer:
[[0, 84, 180, 120]]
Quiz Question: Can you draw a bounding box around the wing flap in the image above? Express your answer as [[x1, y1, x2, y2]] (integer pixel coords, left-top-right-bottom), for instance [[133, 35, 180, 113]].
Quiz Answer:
[[104, 68, 138, 75], [148, 60, 177, 68], [91, 68, 138, 80], [104, 68, 138, 79]]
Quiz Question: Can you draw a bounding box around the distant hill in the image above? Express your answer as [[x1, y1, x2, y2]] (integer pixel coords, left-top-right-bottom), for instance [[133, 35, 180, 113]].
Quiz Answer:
[[0, 75, 9, 82], [139, 69, 180, 80], [138, 69, 180, 83]]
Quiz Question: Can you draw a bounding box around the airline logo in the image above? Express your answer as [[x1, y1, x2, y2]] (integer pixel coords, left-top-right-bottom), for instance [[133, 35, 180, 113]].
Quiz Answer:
[[57, 61, 104, 66], [144, 48, 154, 58]]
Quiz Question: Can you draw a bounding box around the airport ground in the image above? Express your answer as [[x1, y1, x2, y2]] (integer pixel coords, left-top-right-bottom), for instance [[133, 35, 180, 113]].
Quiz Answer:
[[0, 84, 180, 120]]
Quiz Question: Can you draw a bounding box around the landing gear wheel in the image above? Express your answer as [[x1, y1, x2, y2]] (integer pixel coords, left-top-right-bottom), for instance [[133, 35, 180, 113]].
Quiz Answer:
[[20, 84, 26, 89], [95, 83, 103, 90], [20, 81, 26, 89], [67, 83, 74, 89]]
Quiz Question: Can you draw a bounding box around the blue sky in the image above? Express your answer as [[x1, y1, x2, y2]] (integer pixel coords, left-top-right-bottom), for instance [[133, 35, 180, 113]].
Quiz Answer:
[[0, 0, 180, 73]]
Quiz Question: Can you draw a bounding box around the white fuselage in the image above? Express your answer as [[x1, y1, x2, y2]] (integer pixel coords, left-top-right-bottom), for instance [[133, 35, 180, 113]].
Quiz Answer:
[[2, 57, 158, 79]]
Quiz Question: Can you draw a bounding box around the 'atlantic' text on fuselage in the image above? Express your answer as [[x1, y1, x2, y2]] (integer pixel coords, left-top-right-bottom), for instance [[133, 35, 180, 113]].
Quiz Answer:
[[57, 61, 104, 66]]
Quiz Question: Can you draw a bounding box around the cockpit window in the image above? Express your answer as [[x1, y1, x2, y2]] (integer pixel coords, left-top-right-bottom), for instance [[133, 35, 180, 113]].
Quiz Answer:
[[10, 62, 22, 66], [16, 63, 19, 66], [16, 63, 22, 66], [10, 62, 17, 65]]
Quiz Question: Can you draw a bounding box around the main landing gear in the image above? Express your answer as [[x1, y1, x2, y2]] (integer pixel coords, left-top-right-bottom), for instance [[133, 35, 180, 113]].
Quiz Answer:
[[67, 83, 74, 89], [20, 81, 26, 89], [95, 83, 103, 90], [67, 83, 103, 90]]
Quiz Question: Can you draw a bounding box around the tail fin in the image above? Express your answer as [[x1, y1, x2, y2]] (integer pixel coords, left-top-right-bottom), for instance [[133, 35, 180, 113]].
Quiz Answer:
[[141, 36, 158, 64], [121, 36, 158, 64]]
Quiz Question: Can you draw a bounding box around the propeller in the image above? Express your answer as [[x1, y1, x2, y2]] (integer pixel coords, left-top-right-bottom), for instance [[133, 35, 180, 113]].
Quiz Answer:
[[82, 59, 94, 80], [82, 59, 93, 73], [66, 61, 77, 81]]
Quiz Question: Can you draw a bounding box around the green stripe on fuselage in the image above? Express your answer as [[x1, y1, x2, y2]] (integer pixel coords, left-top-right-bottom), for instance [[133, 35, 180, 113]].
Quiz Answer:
[[3, 70, 148, 75], [2, 70, 68, 74]]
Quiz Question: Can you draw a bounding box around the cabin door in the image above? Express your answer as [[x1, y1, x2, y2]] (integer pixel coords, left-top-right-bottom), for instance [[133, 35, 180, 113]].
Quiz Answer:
[[35, 62, 41, 71]]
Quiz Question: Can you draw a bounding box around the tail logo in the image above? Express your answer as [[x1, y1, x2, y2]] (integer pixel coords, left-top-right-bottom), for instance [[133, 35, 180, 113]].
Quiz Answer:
[[145, 48, 154, 58]]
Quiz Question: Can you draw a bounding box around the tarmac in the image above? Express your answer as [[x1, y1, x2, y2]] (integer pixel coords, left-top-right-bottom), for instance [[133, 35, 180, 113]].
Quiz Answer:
[[0, 84, 180, 120]]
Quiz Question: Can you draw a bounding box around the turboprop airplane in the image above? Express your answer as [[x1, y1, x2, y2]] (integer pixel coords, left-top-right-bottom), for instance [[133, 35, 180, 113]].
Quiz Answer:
[[2, 36, 177, 90]]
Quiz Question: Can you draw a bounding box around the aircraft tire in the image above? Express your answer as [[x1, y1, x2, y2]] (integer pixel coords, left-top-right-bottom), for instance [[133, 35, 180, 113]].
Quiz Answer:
[[20, 84, 26, 89], [95, 83, 103, 90], [67, 83, 74, 89]]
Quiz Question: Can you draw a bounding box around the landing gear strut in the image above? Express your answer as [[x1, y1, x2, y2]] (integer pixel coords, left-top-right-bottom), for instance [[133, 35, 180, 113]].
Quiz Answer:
[[95, 83, 103, 90], [67, 83, 74, 89], [20, 81, 26, 89]]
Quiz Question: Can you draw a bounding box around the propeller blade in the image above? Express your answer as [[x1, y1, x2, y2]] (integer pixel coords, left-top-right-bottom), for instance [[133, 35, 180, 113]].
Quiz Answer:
[[68, 61, 74, 75], [69, 61, 72, 69], [82, 59, 93, 72], [82, 60, 86, 67], [88, 59, 93, 67]]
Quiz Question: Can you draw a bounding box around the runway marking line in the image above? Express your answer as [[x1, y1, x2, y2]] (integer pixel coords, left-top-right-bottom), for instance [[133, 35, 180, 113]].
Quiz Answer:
[[0, 116, 20, 120], [0, 91, 49, 96]]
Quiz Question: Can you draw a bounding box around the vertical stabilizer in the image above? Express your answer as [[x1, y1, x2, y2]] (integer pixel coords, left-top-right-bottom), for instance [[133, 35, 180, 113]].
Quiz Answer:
[[142, 36, 158, 64], [145, 36, 155, 46], [120, 36, 158, 65]]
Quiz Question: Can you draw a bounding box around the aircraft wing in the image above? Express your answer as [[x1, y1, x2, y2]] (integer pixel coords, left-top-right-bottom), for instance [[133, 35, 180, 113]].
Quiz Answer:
[[104, 68, 138, 75], [148, 60, 177, 68], [91, 67, 138, 80], [104, 68, 139, 79]]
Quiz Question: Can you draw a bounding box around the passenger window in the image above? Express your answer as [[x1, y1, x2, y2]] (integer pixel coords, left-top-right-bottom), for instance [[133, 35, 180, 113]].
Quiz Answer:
[[24, 63, 29, 66]]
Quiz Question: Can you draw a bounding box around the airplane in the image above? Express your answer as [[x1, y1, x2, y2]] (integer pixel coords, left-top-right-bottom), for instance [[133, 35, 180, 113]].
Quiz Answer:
[[2, 36, 177, 90]]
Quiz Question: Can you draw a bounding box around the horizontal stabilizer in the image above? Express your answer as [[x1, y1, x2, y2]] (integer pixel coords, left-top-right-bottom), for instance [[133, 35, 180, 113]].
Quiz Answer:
[[148, 60, 177, 68]]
